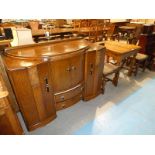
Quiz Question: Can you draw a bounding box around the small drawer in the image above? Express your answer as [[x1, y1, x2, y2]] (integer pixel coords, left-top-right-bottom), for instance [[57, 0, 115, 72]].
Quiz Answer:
[[54, 85, 83, 103], [55, 93, 82, 111]]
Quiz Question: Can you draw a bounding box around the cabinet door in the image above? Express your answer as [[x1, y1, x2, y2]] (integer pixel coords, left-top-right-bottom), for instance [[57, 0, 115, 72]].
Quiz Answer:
[[84, 51, 96, 100], [51, 58, 72, 92], [70, 53, 84, 87], [9, 62, 56, 131]]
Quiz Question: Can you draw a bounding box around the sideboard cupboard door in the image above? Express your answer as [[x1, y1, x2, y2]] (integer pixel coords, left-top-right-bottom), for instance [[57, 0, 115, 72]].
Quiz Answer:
[[37, 62, 56, 118], [50, 58, 72, 92], [70, 53, 84, 87], [8, 62, 56, 131]]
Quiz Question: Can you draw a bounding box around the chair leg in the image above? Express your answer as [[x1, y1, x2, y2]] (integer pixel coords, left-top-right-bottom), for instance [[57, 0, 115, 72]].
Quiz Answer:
[[134, 62, 139, 76], [142, 59, 147, 72], [102, 76, 106, 94], [112, 71, 119, 86]]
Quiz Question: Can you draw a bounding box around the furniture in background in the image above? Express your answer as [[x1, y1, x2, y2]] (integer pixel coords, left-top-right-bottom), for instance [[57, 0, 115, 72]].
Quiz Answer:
[[142, 24, 154, 34], [32, 28, 77, 43], [11, 28, 35, 46], [118, 26, 136, 41], [104, 41, 141, 76], [28, 21, 39, 30], [0, 69, 23, 135], [134, 53, 148, 76], [3, 28, 14, 40], [2, 38, 105, 131], [138, 33, 155, 70], [0, 40, 19, 112]]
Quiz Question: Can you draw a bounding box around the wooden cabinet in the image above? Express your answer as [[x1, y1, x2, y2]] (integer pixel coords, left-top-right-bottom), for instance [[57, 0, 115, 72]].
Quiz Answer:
[[8, 62, 56, 131], [2, 38, 105, 131], [84, 46, 105, 100], [0, 73, 23, 135], [138, 33, 155, 70]]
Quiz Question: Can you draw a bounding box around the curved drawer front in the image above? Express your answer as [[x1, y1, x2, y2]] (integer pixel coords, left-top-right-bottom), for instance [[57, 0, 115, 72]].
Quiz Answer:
[[54, 84, 83, 103]]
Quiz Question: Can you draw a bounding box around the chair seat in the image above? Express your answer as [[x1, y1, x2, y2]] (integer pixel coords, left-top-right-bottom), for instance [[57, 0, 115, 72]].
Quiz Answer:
[[136, 53, 148, 61], [103, 63, 120, 75]]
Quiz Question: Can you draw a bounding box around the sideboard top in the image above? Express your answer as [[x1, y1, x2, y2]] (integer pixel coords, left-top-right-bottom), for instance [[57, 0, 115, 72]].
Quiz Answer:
[[4, 39, 90, 59]]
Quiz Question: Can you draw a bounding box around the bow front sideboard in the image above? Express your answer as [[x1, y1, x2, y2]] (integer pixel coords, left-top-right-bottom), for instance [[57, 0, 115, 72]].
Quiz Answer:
[[2, 38, 105, 131]]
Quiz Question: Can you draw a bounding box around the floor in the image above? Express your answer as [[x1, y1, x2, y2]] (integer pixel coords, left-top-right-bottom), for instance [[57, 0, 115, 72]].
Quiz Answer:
[[18, 69, 155, 135]]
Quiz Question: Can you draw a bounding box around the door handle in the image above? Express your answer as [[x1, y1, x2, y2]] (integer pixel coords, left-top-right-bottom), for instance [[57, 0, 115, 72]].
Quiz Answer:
[[90, 63, 94, 75], [44, 77, 50, 92], [71, 66, 76, 71], [66, 67, 71, 72]]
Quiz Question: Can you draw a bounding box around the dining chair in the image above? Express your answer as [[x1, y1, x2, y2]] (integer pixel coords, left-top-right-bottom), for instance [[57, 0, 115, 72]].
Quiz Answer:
[[127, 27, 148, 76], [28, 21, 39, 30], [105, 24, 119, 41], [102, 62, 121, 94]]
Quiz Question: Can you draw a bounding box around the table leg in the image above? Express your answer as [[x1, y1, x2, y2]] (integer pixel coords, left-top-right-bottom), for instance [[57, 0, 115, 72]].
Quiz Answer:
[[128, 53, 137, 76]]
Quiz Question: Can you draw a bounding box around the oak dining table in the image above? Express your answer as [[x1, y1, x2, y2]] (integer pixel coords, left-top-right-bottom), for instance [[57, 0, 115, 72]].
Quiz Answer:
[[104, 41, 141, 76]]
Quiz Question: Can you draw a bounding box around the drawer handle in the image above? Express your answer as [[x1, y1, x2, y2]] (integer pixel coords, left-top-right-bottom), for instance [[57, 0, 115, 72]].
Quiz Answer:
[[44, 77, 50, 92]]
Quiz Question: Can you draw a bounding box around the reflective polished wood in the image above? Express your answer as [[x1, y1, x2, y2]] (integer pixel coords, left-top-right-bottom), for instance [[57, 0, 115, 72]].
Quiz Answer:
[[3, 38, 105, 131]]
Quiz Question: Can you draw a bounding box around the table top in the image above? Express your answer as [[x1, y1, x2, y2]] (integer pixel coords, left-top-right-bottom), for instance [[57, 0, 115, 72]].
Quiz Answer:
[[119, 26, 136, 30], [76, 27, 109, 33], [32, 27, 110, 36], [32, 28, 78, 36], [4, 39, 90, 59], [105, 41, 141, 55], [0, 40, 11, 46]]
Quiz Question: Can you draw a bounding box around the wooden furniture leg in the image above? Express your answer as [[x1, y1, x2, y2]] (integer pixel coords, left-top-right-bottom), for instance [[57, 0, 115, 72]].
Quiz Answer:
[[128, 53, 137, 76]]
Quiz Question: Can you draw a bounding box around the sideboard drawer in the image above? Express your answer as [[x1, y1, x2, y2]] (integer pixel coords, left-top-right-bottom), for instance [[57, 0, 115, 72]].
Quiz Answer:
[[54, 84, 83, 103]]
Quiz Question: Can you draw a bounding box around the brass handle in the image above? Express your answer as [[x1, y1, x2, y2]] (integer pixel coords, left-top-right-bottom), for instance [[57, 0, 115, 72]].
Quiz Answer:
[[90, 63, 94, 75], [44, 77, 50, 92], [71, 66, 76, 71], [90, 70, 93, 75], [66, 67, 71, 72]]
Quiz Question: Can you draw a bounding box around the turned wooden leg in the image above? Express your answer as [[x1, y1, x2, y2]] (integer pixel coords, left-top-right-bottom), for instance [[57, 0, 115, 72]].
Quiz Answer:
[[113, 71, 120, 86], [128, 53, 137, 76]]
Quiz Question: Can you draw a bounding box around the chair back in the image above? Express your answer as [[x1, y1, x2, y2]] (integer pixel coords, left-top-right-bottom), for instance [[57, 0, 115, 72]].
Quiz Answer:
[[28, 21, 39, 30], [107, 24, 116, 36], [55, 19, 67, 28]]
